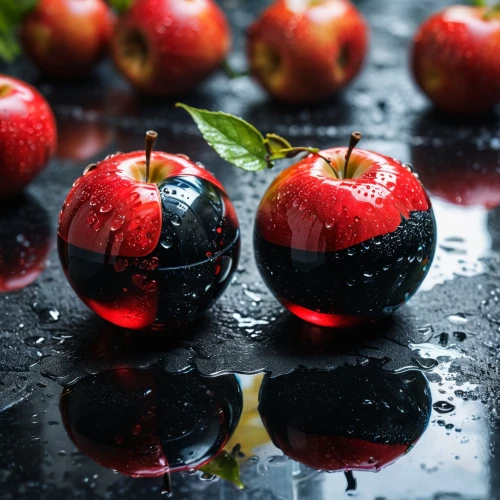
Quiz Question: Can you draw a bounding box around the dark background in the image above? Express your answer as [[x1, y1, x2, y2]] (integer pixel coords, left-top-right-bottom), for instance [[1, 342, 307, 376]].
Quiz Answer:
[[2, 0, 500, 498]]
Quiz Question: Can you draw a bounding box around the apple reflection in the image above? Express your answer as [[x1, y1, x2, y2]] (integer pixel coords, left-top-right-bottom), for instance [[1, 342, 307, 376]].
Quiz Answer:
[[259, 364, 431, 472]]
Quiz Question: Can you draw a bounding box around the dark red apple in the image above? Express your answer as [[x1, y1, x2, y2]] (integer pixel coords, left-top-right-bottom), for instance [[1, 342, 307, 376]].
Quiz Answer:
[[411, 5, 500, 113], [110, 0, 231, 96], [0, 194, 52, 293], [21, 0, 115, 78], [254, 135, 436, 327], [0, 75, 57, 198], [247, 0, 369, 103], [259, 365, 431, 472], [58, 131, 240, 330]]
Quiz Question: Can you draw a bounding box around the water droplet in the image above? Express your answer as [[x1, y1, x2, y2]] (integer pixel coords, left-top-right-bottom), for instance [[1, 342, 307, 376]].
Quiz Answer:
[[403, 163, 414, 173], [447, 313, 468, 325], [354, 216, 360, 223], [161, 238, 173, 249], [100, 203, 112, 214], [170, 214, 181, 226], [346, 278, 355, 287], [110, 216, 125, 232], [433, 401, 456, 414], [416, 245, 424, 263], [324, 219, 334, 229]]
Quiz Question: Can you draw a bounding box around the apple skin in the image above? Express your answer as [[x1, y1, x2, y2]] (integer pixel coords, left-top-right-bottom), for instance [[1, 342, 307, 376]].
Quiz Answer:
[[0, 194, 52, 293], [254, 149, 436, 327], [258, 365, 431, 472], [247, 0, 369, 104], [58, 148, 240, 330], [21, 0, 115, 78], [411, 5, 500, 113], [60, 368, 243, 477], [0, 75, 57, 198], [111, 0, 231, 96]]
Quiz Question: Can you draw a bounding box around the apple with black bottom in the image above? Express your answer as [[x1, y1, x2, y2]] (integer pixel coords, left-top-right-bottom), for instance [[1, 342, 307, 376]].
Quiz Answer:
[[60, 368, 243, 487], [0, 75, 57, 198], [259, 365, 431, 472], [21, 0, 114, 78], [247, 0, 369, 103], [58, 131, 240, 330], [412, 4, 500, 113], [179, 104, 437, 328], [111, 0, 231, 96], [0, 194, 52, 293]]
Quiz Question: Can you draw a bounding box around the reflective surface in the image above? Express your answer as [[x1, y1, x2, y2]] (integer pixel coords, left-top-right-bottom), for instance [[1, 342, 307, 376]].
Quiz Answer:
[[2, 0, 500, 499]]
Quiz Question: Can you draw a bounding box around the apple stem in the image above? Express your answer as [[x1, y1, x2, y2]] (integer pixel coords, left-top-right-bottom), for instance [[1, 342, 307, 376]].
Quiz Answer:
[[145, 130, 158, 183], [343, 131, 362, 179]]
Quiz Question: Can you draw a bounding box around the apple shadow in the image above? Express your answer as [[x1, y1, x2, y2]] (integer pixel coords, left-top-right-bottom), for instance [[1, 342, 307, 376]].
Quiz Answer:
[[38, 313, 211, 387]]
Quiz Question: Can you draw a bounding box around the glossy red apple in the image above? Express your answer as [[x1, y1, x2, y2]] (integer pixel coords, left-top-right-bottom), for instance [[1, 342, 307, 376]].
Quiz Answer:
[[412, 5, 500, 113], [254, 134, 436, 327], [0, 75, 57, 198], [111, 0, 231, 96], [247, 0, 369, 103], [0, 194, 52, 293], [21, 0, 115, 78], [58, 131, 240, 330]]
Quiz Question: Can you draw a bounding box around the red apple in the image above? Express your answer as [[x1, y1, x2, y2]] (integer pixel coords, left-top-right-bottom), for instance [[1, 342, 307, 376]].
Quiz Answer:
[[0, 75, 57, 198], [254, 135, 436, 327], [58, 131, 240, 330], [247, 0, 369, 103], [21, 0, 115, 78], [0, 194, 52, 293], [110, 0, 231, 96], [411, 5, 500, 113]]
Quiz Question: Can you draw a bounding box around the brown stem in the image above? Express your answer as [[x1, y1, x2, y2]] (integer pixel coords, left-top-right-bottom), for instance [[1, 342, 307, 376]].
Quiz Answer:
[[145, 130, 158, 183], [344, 131, 362, 179]]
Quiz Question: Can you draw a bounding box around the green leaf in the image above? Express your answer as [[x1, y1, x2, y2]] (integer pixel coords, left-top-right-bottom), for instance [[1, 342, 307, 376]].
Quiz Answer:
[[471, 0, 488, 6], [484, 3, 500, 18], [107, 0, 134, 13], [199, 451, 244, 490], [0, 0, 37, 62], [176, 103, 269, 172], [265, 133, 292, 153]]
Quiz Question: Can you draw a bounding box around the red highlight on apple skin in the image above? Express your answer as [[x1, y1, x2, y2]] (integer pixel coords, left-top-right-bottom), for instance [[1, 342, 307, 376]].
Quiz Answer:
[[0, 75, 57, 198], [111, 0, 231, 96], [412, 5, 500, 113], [247, 0, 369, 103], [21, 0, 115, 78]]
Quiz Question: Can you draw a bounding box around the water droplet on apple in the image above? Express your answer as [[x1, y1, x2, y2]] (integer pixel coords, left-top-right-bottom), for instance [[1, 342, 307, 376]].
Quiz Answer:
[[416, 245, 424, 262], [110, 216, 125, 232], [324, 219, 334, 229], [354, 216, 360, 223], [161, 238, 173, 249], [100, 203, 112, 213]]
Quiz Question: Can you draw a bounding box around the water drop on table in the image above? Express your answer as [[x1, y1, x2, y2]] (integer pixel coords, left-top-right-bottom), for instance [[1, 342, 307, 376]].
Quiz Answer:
[[433, 401, 456, 414]]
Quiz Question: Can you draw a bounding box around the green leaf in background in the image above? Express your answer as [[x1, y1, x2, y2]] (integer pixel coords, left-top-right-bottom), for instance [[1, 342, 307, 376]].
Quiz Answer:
[[199, 451, 244, 490], [471, 0, 488, 6], [0, 0, 37, 62], [107, 0, 134, 14], [176, 103, 269, 172], [483, 3, 500, 19]]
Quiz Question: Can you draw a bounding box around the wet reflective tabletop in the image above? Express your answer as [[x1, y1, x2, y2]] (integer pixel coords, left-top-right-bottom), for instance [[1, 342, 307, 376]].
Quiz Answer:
[[2, 0, 500, 498]]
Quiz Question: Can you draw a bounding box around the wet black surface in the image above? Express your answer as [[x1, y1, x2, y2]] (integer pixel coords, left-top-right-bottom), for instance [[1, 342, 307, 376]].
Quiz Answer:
[[2, 0, 500, 498]]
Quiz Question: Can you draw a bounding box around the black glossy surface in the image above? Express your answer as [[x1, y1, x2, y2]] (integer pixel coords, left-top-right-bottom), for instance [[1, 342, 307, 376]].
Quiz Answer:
[[1, 0, 500, 498], [254, 210, 436, 319]]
